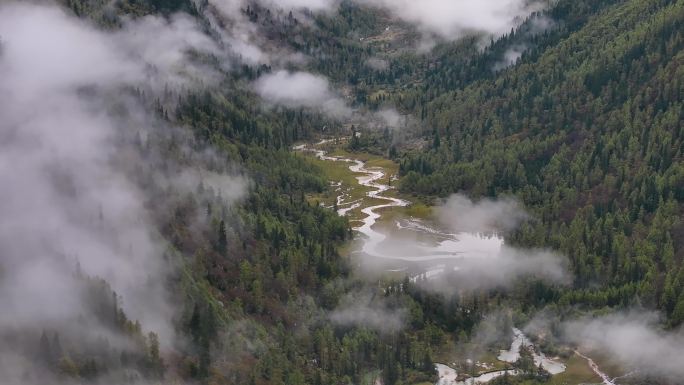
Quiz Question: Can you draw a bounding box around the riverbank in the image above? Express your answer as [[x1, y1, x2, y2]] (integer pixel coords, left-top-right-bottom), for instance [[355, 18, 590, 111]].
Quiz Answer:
[[294, 138, 616, 385], [298, 140, 408, 224]]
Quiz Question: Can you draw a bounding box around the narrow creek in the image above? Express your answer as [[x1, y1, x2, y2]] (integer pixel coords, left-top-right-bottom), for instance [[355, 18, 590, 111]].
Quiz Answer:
[[295, 140, 503, 267], [497, 328, 566, 375], [294, 139, 411, 254], [295, 140, 614, 385], [573, 350, 618, 385]]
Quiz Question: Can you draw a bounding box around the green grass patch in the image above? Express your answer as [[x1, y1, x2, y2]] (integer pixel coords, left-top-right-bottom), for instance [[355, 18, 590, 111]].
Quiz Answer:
[[402, 202, 433, 219], [301, 142, 444, 248], [302, 144, 409, 223], [546, 353, 601, 385]]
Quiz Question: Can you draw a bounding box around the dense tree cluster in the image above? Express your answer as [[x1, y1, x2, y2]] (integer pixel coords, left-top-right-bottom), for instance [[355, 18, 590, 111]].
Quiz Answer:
[[16, 0, 684, 384], [399, 0, 684, 323]]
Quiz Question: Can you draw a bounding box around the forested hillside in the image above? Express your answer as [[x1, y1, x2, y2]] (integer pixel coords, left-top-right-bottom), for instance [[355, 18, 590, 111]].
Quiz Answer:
[[1, 0, 683, 385], [399, 0, 684, 322]]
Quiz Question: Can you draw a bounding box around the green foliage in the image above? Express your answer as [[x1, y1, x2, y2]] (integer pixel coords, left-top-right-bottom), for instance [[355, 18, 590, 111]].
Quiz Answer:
[[34, 1, 684, 384], [399, 0, 684, 322]]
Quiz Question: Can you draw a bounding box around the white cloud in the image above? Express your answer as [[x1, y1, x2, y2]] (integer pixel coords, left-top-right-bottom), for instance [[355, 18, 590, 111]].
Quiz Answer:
[[437, 194, 529, 233], [0, 3, 243, 372], [365, 57, 390, 71], [329, 292, 406, 332], [493, 44, 526, 71], [564, 312, 684, 382], [254, 70, 352, 117], [359, 0, 546, 40], [262, 0, 338, 12]]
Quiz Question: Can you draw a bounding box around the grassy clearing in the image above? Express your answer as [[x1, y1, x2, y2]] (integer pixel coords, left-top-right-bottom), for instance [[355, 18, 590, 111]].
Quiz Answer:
[[306, 154, 364, 191], [302, 152, 372, 218], [403, 202, 433, 219], [303, 142, 443, 246], [577, 351, 625, 380], [432, 342, 509, 375], [545, 353, 601, 385], [477, 351, 510, 372], [374, 202, 435, 233], [302, 144, 409, 223], [431, 341, 599, 385]]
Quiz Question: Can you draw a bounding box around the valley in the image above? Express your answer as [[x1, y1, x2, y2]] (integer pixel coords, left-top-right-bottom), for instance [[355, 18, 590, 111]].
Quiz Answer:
[[1, 0, 681, 384], [296, 137, 622, 385]]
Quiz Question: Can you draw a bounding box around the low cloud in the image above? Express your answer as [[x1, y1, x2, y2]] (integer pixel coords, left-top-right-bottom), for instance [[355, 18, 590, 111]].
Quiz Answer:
[[116, 12, 223, 86], [207, 0, 334, 66], [172, 168, 249, 202], [208, 0, 549, 61], [0, 3, 244, 383], [213, 0, 338, 13], [416, 246, 568, 293], [356, 193, 566, 293], [564, 312, 684, 382], [365, 57, 390, 71], [205, 0, 270, 65], [359, 0, 547, 41], [493, 45, 526, 71], [492, 14, 555, 71], [437, 194, 529, 234], [471, 310, 515, 351], [254, 70, 352, 118], [0, 0, 208, 343], [376, 108, 408, 130], [261, 0, 338, 12], [329, 292, 406, 332]]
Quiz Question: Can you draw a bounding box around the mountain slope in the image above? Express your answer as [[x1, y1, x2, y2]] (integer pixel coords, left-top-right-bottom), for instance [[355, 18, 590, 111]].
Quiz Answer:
[[400, 0, 684, 319]]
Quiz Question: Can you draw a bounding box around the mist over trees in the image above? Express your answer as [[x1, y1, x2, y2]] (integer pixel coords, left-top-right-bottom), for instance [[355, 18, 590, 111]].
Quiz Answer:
[[0, 0, 682, 384]]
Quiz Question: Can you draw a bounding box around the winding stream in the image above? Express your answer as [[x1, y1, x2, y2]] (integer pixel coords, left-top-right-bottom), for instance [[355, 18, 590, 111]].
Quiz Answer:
[[498, 328, 566, 375], [573, 350, 617, 385], [295, 140, 616, 385], [295, 140, 503, 268], [433, 325, 570, 385], [435, 363, 520, 385]]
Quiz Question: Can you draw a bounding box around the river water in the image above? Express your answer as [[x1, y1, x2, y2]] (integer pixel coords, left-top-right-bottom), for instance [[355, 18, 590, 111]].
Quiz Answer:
[[294, 140, 504, 275], [573, 350, 619, 385], [497, 328, 566, 375], [294, 140, 620, 385]]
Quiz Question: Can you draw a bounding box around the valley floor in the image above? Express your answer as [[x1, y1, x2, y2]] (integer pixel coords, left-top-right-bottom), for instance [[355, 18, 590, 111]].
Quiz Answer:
[[296, 138, 621, 385]]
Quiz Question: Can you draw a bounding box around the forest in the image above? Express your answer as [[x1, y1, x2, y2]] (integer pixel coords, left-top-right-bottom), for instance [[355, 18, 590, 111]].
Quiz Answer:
[[0, 0, 681, 385]]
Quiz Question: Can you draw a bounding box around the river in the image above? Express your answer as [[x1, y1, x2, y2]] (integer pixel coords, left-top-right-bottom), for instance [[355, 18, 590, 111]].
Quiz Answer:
[[497, 328, 566, 375], [295, 140, 504, 275], [295, 140, 618, 385]]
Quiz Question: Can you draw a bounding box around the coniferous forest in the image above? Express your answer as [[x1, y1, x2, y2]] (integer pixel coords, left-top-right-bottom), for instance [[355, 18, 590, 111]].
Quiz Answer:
[[0, 1, 682, 385]]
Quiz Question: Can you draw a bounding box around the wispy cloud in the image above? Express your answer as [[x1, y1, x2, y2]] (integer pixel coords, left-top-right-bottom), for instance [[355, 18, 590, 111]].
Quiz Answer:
[[359, 0, 547, 41], [357, 194, 567, 292], [437, 194, 529, 233], [0, 4, 244, 383], [329, 291, 406, 332], [564, 312, 684, 382], [254, 70, 352, 118]]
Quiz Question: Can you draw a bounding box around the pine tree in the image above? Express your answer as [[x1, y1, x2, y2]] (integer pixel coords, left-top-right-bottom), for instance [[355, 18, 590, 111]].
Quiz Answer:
[[421, 349, 434, 374], [217, 219, 227, 254], [38, 331, 52, 367], [51, 332, 63, 364], [189, 304, 201, 344], [147, 332, 164, 379]]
